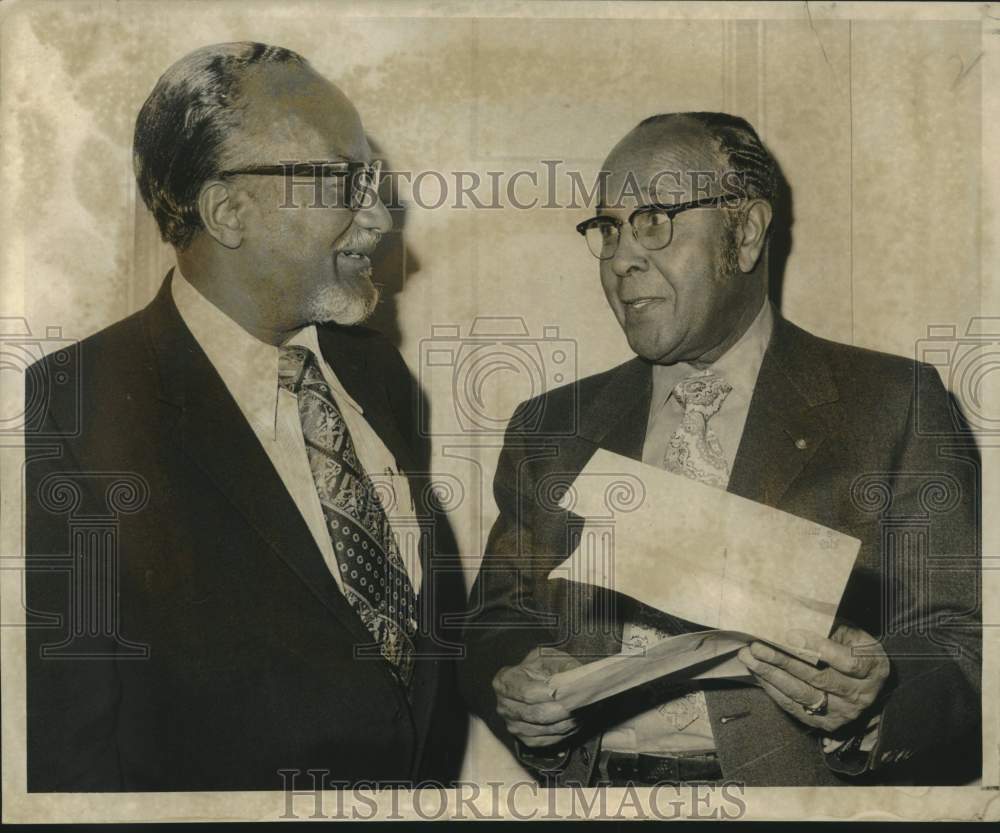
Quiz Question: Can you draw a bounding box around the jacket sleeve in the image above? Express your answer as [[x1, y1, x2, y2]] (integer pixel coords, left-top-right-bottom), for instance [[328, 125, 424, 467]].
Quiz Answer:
[[458, 403, 559, 741], [25, 396, 124, 791], [832, 363, 981, 779], [457, 401, 604, 784]]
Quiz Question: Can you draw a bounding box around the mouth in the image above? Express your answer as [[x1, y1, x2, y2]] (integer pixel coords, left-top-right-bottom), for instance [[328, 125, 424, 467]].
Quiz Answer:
[[333, 249, 373, 274], [622, 296, 664, 312]]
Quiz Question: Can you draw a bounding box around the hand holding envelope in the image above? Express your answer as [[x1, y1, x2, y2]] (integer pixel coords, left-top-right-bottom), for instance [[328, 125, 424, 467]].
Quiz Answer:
[[543, 450, 863, 711], [492, 647, 582, 748], [739, 623, 890, 733]]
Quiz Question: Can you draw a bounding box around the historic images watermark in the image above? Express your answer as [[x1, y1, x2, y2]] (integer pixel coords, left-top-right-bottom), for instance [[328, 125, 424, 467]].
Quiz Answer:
[[273, 162, 751, 212], [414, 314, 987, 668], [6, 315, 988, 667], [418, 316, 578, 438], [0, 317, 80, 438], [276, 772, 748, 821]]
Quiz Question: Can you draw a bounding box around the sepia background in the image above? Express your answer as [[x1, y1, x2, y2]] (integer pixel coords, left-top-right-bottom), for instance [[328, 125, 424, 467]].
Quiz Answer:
[[1, 0, 995, 818]]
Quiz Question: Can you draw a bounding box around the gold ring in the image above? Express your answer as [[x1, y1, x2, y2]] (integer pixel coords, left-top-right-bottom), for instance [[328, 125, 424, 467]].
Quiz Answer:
[[804, 691, 828, 716]]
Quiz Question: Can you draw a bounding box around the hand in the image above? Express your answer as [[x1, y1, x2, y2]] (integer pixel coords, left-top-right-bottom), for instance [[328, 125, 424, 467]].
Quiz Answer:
[[492, 647, 581, 748], [737, 624, 890, 733]]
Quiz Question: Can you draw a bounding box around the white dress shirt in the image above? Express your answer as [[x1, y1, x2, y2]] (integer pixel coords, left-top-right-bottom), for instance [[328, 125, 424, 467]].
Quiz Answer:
[[171, 271, 421, 596], [603, 299, 773, 756]]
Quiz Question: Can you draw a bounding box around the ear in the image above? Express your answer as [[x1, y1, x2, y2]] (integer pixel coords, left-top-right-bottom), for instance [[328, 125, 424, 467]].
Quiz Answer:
[[735, 199, 773, 274], [197, 181, 246, 249]]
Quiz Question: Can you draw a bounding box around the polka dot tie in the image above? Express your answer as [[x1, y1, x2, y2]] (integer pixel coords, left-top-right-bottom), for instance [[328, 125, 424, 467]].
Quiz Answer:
[[279, 346, 416, 686]]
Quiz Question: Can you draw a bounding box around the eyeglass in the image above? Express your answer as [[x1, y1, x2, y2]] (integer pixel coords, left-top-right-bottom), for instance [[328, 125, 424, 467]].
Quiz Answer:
[[218, 159, 382, 211], [575, 195, 738, 260]]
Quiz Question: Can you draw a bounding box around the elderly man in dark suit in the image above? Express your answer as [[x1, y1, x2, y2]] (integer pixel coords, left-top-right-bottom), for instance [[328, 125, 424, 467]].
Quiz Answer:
[[460, 112, 980, 787], [25, 42, 465, 791]]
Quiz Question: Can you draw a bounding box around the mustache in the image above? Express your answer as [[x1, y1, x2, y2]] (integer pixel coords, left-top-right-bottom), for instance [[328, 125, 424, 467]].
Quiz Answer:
[[333, 228, 382, 255]]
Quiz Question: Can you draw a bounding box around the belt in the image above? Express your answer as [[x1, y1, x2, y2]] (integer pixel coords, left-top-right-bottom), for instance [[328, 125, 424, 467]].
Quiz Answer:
[[598, 750, 723, 786]]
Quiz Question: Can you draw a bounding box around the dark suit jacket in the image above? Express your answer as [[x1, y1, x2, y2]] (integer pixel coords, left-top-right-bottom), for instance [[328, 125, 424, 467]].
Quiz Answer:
[[25, 272, 467, 791], [460, 313, 981, 786]]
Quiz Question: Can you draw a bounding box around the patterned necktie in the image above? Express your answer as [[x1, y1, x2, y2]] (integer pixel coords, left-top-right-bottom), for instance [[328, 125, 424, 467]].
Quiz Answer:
[[663, 370, 733, 489], [620, 369, 733, 749], [278, 345, 417, 686]]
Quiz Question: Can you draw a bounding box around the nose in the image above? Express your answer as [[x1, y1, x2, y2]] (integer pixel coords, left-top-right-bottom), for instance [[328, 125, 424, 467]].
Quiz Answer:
[[609, 226, 648, 279], [353, 191, 393, 236]]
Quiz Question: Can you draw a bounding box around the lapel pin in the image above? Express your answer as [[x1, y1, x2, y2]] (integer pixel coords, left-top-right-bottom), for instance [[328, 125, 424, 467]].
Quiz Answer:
[[795, 438, 808, 450], [720, 710, 750, 724]]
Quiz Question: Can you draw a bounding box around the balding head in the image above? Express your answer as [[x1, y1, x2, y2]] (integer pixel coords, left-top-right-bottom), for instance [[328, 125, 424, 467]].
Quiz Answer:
[[602, 112, 777, 212], [224, 61, 368, 175], [134, 42, 391, 344], [591, 112, 776, 365], [134, 42, 339, 250]]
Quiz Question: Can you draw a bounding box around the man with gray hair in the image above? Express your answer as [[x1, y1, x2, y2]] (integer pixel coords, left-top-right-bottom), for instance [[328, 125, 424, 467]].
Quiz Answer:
[[25, 42, 465, 791], [461, 112, 981, 787]]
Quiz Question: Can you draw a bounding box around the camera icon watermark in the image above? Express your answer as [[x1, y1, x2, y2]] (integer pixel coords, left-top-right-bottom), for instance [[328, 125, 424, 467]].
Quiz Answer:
[[916, 318, 1000, 435], [417, 317, 577, 438], [0, 317, 80, 436]]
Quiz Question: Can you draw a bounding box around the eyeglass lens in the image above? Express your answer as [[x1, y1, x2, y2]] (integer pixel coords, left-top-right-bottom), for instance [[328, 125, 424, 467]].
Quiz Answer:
[[584, 208, 674, 260]]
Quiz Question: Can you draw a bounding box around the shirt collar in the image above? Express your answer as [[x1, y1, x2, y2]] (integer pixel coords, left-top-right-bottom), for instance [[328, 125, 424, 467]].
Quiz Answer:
[[650, 299, 774, 412], [171, 270, 365, 435], [172, 270, 280, 432], [285, 325, 365, 416]]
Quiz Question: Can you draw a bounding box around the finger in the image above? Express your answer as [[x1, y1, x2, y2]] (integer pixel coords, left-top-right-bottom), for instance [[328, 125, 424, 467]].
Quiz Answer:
[[742, 647, 823, 707], [754, 676, 834, 731], [535, 651, 582, 676], [747, 642, 858, 699], [787, 629, 876, 678], [496, 697, 574, 725], [493, 669, 556, 705], [505, 717, 578, 738], [750, 641, 817, 676], [517, 732, 578, 749], [761, 675, 866, 731], [755, 675, 815, 720]]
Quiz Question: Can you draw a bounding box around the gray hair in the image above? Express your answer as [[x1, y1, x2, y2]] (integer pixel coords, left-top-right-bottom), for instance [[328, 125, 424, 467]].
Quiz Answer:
[[636, 111, 778, 206], [133, 42, 308, 249]]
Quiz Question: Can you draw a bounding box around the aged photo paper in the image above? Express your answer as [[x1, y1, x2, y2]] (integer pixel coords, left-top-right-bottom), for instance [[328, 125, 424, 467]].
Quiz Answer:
[[1, 0, 997, 823]]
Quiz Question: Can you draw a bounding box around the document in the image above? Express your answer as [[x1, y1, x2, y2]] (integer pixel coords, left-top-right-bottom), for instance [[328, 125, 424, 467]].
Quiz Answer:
[[549, 629, 751, 711], [547, 450, 862, 707]]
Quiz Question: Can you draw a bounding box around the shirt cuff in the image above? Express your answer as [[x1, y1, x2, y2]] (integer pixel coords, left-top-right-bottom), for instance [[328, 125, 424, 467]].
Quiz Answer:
[[823, 713, 881, 775]]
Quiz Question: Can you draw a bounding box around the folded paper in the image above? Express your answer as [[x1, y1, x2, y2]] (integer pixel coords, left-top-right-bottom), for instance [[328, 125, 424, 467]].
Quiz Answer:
[[546, 450, 861, 708]]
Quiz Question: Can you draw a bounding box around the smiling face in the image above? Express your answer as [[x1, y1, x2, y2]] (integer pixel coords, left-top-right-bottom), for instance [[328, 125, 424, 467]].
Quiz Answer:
[[598, 119, 761, 366], [223, 63, 392, 331]]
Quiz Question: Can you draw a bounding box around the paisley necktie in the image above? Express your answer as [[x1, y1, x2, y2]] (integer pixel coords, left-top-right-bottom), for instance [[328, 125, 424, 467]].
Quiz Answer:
[[663, 370, 733, 488], [278, 345, 417, 686], [622, 368, 733, 749]]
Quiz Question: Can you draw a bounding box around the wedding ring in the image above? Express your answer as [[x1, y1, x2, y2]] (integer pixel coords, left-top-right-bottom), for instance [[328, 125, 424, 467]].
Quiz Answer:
[[804, 691, 829, 716]]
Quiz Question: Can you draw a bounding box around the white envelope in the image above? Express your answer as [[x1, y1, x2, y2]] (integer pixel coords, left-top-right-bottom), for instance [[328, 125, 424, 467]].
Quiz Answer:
[[549, 629, 752, 711], [548, 449, 861, 656]]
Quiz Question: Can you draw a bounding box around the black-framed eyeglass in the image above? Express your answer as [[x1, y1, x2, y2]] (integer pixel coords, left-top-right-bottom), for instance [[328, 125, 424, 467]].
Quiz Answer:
[[575, 194, 739, 260], [217, 159, 382, 211]]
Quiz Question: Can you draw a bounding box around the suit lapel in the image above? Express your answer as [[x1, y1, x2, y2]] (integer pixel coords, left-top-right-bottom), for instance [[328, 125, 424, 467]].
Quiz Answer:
[[316, 324, 447, 758], [547, 360, 652, 656], [577, 321, 845, 782], [142, 272, 378, 651], [728, 316, 842, 507], [579, 358, 653, 460], [709, 315, 844, 782], [316, 326, 416, 473]]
